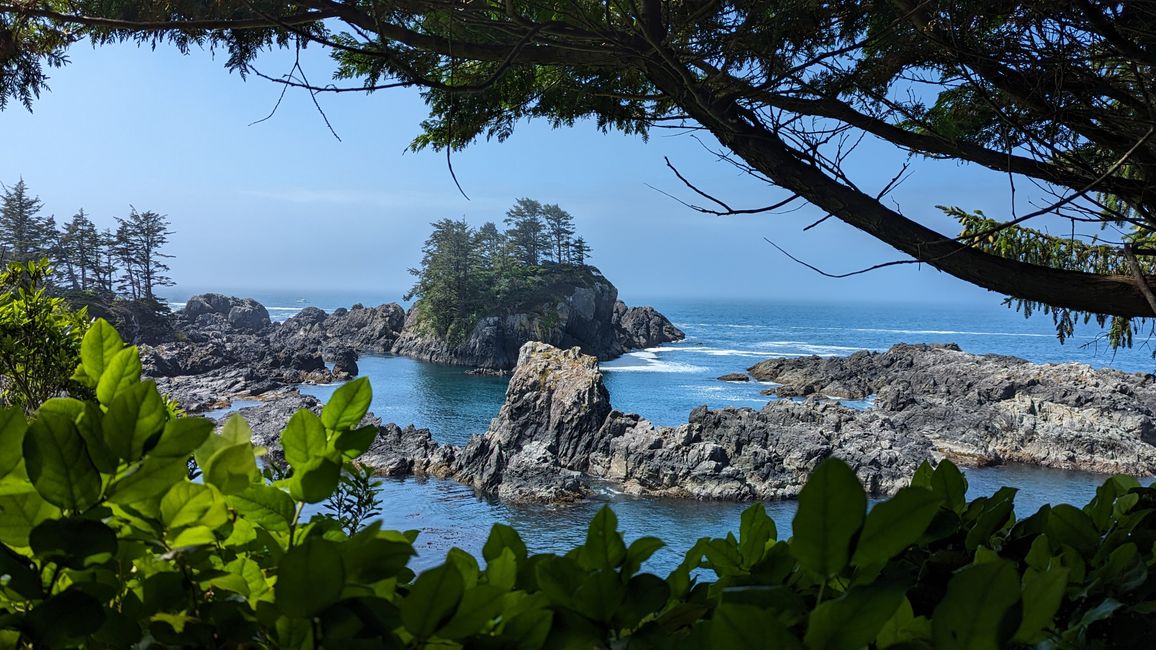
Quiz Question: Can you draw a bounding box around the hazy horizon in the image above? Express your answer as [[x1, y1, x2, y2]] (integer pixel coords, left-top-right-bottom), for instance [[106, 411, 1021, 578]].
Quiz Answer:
[[1, 42, 1068, 313]]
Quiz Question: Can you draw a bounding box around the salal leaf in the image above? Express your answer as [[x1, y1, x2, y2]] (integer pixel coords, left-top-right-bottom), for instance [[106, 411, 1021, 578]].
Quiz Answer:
[[282, 409, 327, 471], [932, 559, 1021, 649], [583, 506, 626, 569], [29, 518, 117, 569], [853, 486, 941, 567], [0, 490, 59, 547], [276, 538, 347, 618], [23, 412, 102, 511], [0, 407, 28, 478], [78, 319, 124, 387], [161, 482, 228, 532], [102, 380, 167, 461], [400, 563, 465, 639], [227, 485, 295, 533], [1013, 567, 1068, 643], [930, 460, 968, 512], [321, 377, 372, 431], [108, 456, 188, 509], [150, 417, 213, 458], [711, 603, 802, 649], [482, 523, 527, 562], [95, 346, 141, 407], [790, 457, 866, 577], [805, 583, 906, 650], [739, 502, 777, 568]]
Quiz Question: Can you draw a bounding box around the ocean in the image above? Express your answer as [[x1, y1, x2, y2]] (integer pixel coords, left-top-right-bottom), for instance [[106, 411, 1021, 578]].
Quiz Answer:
[[175, 293, 1156, 571]]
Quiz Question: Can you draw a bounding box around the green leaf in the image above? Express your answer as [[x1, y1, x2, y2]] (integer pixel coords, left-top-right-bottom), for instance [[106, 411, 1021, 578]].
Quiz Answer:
[[79, 319, 124, 386], [276, 538, 346, 618], [711, 603, 802, 649], [573, 568, 626, 623], [805, 583, 906, 650], [965, 487, 1017, 551], [29, 517, 117, 569], [853, 486, 942, 567], [583, 505, 626, 569], [790, 457, 866, 577], [95, 346, 141, 407], [0, 544, 43, 599], [40, 398, 116, 474], [333, 424, 377, 459], [203, 441, 260, 496], [102, 380, 167, 461], [932, 559, 1021, 649], [617, 573, 671, 627], [931, 459, 968, 512], [876, 598, 932, 648], [486, 547, 518, 591], [150, 417, 213, 458], [160, 482, 228, 532], [288, 457, 341, 503], [0, 407, 27, 478], [23, 411, 102, 511], [321, 377, 372, 431], [281, 409, 328, 471], [108, 456, 187, 507], [227, 484, 295, 532], [400, 563, 465, 639], [0, 490, 59, 547], [536, 555, 585, 608], [739, 502, 776, 568], [624, 536, 664, 576], [910, 461, 934, 489], [438, 584, 506, 639], [1013, 567, 1068, 643], [1046, 504, 1100, 555], [483, 523, 527, 562]]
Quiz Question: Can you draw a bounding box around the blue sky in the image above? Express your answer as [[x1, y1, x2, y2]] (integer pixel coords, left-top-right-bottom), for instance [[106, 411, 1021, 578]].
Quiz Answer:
[[1, 41, 1030, 306]]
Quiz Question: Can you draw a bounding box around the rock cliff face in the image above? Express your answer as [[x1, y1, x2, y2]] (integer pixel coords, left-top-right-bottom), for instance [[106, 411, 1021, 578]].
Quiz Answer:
[[390, 268, 684, 370], [364, 341, 1156, 502]]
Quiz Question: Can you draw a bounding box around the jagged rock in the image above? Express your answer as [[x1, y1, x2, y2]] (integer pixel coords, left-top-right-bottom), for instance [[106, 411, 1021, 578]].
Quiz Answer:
[[360, 424, 457, 477], [718, 373, 750, 382], [272, 303, 405, 355], [328, 347, 359, 379], [181, 294, 271, 333], [451, 343, 613, 501], [368, 341, 1156, 503]]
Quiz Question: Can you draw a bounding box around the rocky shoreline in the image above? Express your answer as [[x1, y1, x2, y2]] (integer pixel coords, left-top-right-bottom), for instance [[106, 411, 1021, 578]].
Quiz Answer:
[[231, 341, 1156, 503], [142, 274, 682, 412]]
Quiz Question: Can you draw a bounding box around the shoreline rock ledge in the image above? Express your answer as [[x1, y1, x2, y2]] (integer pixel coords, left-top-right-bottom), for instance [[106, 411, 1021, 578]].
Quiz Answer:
[[360, 342, 1156, 503]]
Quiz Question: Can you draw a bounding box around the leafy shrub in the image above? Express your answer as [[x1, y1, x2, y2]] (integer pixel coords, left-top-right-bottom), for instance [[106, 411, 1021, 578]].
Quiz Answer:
[[0, 319, 1152, 647], [0, 260, 89, 411]]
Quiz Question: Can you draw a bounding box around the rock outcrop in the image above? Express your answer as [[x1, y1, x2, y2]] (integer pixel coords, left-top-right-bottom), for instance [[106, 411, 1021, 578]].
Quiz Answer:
[[364, 341, 1156, 502], [749, 343, 1156, 475], [390, 267, 683, 370], [143, 294, 408, 412]]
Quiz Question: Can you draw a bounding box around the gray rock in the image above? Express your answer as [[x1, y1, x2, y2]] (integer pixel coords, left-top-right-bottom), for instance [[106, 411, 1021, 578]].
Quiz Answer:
[[718, 373, 750, 382]]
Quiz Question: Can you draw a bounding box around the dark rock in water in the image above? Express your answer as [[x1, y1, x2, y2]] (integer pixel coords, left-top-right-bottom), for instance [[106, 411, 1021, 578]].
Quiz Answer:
[[363, 340, 1156, 503], [452, 343, 614, 501], [613, 302, 685, 351], [718, 373, 750, 382], [328, 347, 359, 379], [390, 267, 684, 370], [181, 294, 271, 333], [272, 303, 405, 356], [466, 367, 511, 377], [362, 424, 457, 478]]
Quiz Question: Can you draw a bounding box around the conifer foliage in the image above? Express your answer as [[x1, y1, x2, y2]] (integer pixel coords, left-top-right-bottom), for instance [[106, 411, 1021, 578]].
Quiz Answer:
[[0, 179, 174, 301], [406, 198, 592, 341]]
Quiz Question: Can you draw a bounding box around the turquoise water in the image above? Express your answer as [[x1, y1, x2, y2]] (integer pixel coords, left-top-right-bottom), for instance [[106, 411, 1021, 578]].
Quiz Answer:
[[279, 298, 1155, 570]]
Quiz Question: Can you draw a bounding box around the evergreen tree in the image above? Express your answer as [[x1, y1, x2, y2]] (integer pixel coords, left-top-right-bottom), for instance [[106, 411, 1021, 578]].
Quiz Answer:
[[57, 209, 103, 291], [405, 218, 481, 340], [0, 179, 56, 264], [95, 228, 118, 295], [114, 209, 173, 301], [503, 198, 548, 266], [474, 221, 506, 271], [571, 237, 591, 267], [541, 203, 575, 264]]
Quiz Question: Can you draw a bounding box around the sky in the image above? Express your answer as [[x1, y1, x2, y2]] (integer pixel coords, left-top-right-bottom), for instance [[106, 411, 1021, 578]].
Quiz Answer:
[[1, 40, 1039, 307]]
